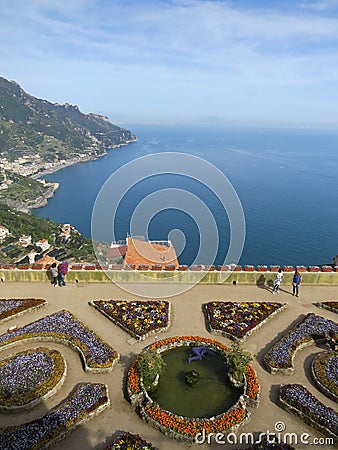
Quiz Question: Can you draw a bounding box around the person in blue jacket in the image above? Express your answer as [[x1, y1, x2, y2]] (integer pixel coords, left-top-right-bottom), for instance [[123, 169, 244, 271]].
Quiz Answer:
[[292, 270, 302, 297]]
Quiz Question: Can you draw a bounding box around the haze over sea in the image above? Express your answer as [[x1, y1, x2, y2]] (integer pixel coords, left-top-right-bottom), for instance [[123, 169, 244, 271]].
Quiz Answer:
[[34, 125, 338, 268]]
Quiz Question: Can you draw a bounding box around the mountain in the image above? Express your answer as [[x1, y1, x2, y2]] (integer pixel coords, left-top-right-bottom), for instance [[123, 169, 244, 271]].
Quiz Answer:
[[0, 76, 137, 162]]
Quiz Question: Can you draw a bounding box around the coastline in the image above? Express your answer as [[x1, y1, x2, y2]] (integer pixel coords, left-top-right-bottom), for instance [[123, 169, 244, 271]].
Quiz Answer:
[[30, 139, 136, 181], [17, 182, 60, 214], [27, 139, 137, 211]]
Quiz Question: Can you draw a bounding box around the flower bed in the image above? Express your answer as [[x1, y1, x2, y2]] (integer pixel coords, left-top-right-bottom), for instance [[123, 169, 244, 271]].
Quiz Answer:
[[90, 300, 170, 340], [127, 336, 259, 442], [279, 384, 338, 438], [243, 434, 294, 449], [105, 432, 157, 449], [312, 352, 338, 401], [0, 347, 66, 410], [0, 309, 119, 372], [204, 302, 287, 342], [316, 301, 338, 314], [0, 383, 109, 448], [0, 298, 47, 322], [264, 313, 338, 373]]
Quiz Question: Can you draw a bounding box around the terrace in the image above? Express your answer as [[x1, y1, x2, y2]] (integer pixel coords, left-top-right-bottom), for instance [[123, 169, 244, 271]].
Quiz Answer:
[[0, 281, 337, 449]]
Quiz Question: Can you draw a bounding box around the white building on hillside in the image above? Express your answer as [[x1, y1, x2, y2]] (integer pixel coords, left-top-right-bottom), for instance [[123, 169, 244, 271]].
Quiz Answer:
[[19, 235, 32, 247], [36, 239, 50, 252], [0, 226, 9, 242]]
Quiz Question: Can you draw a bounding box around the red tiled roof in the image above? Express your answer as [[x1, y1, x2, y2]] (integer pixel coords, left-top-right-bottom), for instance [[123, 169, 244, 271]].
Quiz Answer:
[[124, 238, 179, 269], [106, 245, 127, 259]]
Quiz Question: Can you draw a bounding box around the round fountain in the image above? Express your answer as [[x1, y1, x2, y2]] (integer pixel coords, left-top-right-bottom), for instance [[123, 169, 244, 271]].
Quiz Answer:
[[127, 336, 259, 442], [149, 345, 243, 418]]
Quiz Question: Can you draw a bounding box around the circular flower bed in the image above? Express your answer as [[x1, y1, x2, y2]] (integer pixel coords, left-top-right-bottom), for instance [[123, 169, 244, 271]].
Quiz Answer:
[[90, 300, 170, 340], [0, 347, 66, 410], [127, 336, 259, 443], [312, 352, 338, 401], [204, 301, 287, 342]]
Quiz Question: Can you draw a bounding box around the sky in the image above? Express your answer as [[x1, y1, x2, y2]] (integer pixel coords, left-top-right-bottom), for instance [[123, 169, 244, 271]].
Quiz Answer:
[[1, 0, 338, 126]]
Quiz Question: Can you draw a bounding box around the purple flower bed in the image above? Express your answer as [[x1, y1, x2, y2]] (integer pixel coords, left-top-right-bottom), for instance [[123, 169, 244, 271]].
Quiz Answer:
[[205, 302, 285, 340], [0, 348, 65, 408], [264, 313, 338, 372], [0, 383, 109, 449], [105, 432, 157, 449], [91, 300, 170, 339], [0, 298, 46, 321], [312, 352, 338, 400], [0, 309, 118, 371], [280, 384, 338, 437]]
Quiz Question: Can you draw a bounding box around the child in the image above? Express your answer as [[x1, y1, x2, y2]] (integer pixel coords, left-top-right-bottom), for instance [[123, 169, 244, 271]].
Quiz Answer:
[[49, 263, 58, 287], [272, 268, 283, 294]]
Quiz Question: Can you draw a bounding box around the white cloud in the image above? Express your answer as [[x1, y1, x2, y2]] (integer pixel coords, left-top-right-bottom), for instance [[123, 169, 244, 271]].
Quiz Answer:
[[1, 0, 338, 124]]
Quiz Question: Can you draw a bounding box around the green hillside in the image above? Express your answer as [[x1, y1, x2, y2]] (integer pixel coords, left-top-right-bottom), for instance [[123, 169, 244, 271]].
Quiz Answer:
[[0, 204, 96, 263], [0, 76, 136, 161]]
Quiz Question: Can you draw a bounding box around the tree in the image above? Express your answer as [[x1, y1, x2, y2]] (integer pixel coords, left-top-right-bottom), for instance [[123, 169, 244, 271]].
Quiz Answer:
[[137, 349, 165, 392], [227, 342, 253, 383]]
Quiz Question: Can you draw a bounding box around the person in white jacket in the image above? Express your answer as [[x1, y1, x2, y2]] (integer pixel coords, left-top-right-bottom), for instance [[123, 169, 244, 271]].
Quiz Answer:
[[272, 268, 283, 293], [49, 263, 58, 287]]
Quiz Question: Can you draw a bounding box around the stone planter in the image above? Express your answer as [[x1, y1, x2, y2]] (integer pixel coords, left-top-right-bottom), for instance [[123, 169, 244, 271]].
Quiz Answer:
[[308, 266, 320, 272], [282, 265, 294, 272], [233, 265, 242, 272], [270, 265, 280, 272], [218, 265, 230, 271], [178, 265, 188, 271], [244, 265, 255, 272], [257, 265, 268, 272], [296, 265, 307, 272], [321, 265, 333, 272]]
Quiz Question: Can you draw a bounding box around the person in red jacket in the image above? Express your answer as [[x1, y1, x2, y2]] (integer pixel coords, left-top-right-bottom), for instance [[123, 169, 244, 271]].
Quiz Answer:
[[58, 261, 69, 287]]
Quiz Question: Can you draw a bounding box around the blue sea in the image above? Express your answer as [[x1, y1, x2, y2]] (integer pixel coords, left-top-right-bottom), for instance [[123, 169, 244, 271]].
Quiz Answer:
[[33, 125, 338, 267]]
